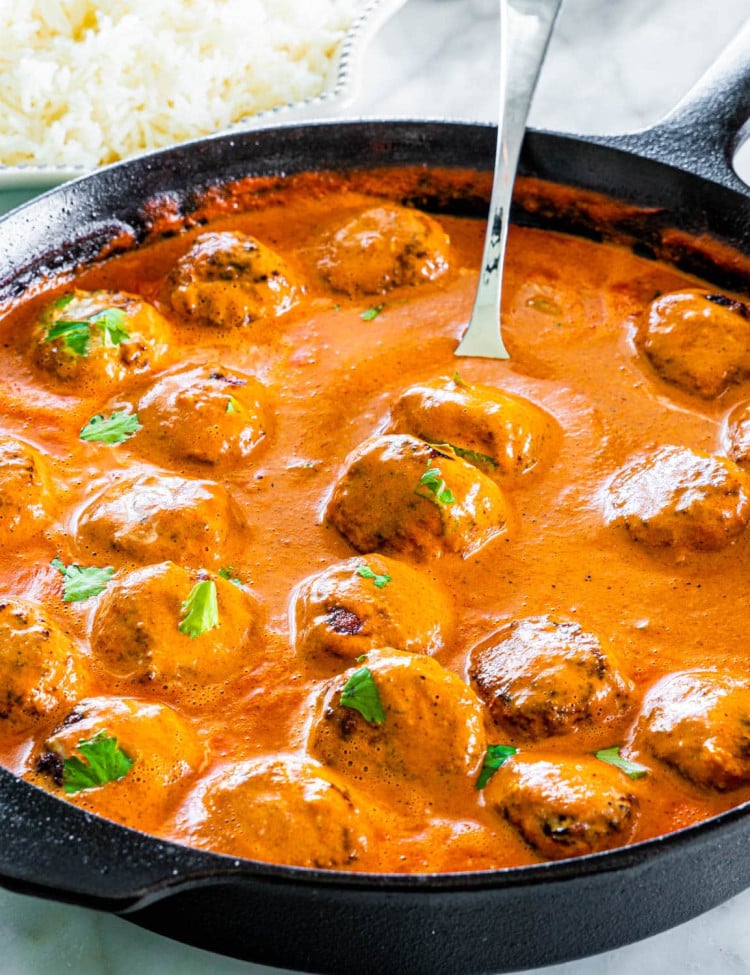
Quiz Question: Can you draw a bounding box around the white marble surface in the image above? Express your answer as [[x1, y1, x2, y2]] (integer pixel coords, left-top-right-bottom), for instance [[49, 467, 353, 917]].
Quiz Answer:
[[5, 1, 750, 973]]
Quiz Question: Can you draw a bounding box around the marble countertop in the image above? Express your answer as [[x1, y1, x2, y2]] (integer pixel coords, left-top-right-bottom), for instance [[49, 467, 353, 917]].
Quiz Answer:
[[4, 0, 750, 972]]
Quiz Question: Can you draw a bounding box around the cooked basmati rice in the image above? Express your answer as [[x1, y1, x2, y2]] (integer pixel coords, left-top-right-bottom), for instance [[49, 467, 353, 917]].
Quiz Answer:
[[0, 0, 358, 168]]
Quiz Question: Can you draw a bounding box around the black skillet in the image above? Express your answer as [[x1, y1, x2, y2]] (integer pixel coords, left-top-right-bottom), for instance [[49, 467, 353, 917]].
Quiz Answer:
[[3, 21, 750, 975]]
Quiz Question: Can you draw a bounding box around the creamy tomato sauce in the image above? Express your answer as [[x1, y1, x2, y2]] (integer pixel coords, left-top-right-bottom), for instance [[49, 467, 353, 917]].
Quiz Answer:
[[0, 169, 749, 873]]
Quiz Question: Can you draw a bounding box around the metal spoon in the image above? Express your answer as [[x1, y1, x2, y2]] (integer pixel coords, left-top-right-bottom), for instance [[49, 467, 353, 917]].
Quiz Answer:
[[455, 0, 562, 359]]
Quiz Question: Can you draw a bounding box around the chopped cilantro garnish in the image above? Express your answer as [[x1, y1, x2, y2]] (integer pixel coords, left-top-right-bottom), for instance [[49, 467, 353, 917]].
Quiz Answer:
[[340, 666, 386, 724], [79, 411, 141, 445], [476, 744, 518, 789], [50, 556, 114, 603], [178, 579, 219, 638], [62, 730, 134, 794], [595, 746, 648, 780], [44, 305, 129, 357], [452, 370, 469, 388], [528, 296, 562, 315], [416, 461, 456, 506], [428, 440, 498, 470], [356, 563, 392, 589], [360, 304, 384, 321], [218, 565, 243, 589], [226, 396, 241, 414]]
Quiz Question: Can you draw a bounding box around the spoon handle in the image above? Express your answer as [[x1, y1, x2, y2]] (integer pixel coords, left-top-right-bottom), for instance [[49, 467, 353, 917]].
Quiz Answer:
[[455, 0, 562, 359]]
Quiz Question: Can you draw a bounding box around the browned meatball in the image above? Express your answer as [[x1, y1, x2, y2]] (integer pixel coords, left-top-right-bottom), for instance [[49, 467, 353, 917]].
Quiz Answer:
[[318, 204, 450, 296], [606, 445, 750, 552], [632, 671, 750, 790], [0, 599, 83, 733], [172, 756, 372, 868], [0, 437, 51, 542], [136, 363, 269, 468], [166, 231, 300, 328], [722, 400, 750, 466], [291, 554, 453, 667], [31, 289, 170, 388], [469, 616, 632, 739], [89, 562, 263, 703], [308, 648, 487, 804], [638, 289, 750, 398], [486, 754, 638, 860], [388, 375, 558, 479], [74, 472, 244, 566], [33, 695, 206, 833], [327, 434, 510, 559]]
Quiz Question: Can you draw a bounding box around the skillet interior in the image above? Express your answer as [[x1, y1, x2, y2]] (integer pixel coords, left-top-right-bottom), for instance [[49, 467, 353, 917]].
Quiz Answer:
[[3, 120, 750, 974]]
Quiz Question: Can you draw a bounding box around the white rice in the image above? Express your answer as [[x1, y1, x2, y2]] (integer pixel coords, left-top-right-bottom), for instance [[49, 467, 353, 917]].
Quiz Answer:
[[0, 0, 358, 168]]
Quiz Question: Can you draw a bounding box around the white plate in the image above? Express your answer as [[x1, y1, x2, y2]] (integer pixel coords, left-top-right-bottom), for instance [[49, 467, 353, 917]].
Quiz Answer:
[[0, 0, 406, 211]]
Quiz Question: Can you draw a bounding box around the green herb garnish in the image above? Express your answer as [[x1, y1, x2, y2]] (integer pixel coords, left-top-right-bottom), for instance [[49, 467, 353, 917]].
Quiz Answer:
[[360, 304, 384, 321], [340, 666, 386, 724], [218, 565, 243, 589], [528, 296, 562, 315], [356, 563, 392, 589], [50, 556, 114, 603], [79, 410, 141, 445], [452, 370, 469, 388], [476, 744, 518, 789], [226, 396, 241, 414], [595, 746, 648, 780], [62, 730, 134, 794], [427, 440, 498, 470], [178, 579, 219, 638], [416, 461, 456, 506], [44, 305, 129, 357]]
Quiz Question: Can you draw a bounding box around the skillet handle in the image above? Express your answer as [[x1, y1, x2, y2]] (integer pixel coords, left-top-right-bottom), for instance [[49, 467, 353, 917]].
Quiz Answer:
[[591, 16, 750, 193], [0, 768, 225, 911]]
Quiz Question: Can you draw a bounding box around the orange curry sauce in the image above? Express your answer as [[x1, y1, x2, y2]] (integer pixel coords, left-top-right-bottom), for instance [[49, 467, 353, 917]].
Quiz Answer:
[[0, 168, 749, 873]]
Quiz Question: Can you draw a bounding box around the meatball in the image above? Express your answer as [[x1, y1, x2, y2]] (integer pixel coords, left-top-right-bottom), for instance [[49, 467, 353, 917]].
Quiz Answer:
[[173, 755, 372, 867], [90, 562, 263, 701], [33, 695, 205, 833], [606, 445, 750, 552], [318, 204, 450, 296], [0, 437, 51, 542], [638, 289, 750, 399], [308, 649, 487, 804], [388, 375, 557, 479], [0, 599, 83, 733], [166, 231, 300, 328], [291, 555, 453, 667], [469, 616, 632, 739], [136, 363, 269, 468], [722, 400, 750, 466], [74, 472, 244, 566], [486, 754, 638, 860], [327, 434, 510, 559], [31, 289, 170, 388], [632, 671, 750, 790]]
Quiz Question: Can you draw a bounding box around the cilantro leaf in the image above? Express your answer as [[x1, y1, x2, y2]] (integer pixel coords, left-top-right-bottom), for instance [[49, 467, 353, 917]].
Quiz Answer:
[[79, 411, 141, 445], [476, 744, 518, 789], [178, 579, 219, 638], [356, 563, 392, 589], [218, 565, 243, 589], [226, 396, 241, 414], [595, 746, 648, 780], [340, 666, 386, 724], [44, 305, 130, 358], [62, 730, 134, 794], [360, 304, 384, 321], [51, 556, 114, 602], [427, 440, 498, 470], [452, 370, 469, 388], [415, 462, 456, 506], [45, 319, 92, 356]]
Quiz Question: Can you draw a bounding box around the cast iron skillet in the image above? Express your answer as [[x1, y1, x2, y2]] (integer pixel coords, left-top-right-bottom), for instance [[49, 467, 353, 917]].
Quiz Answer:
[[3, 23, 750, 975]]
